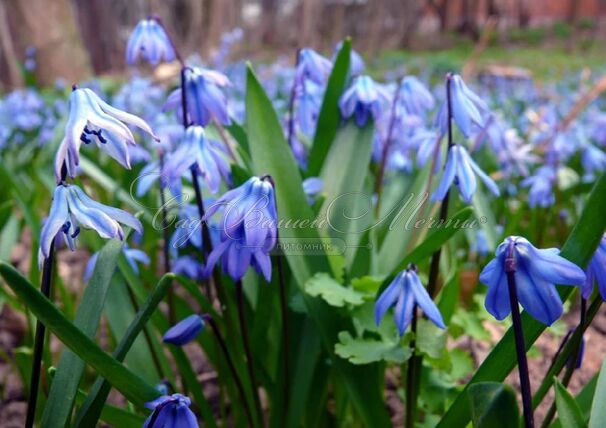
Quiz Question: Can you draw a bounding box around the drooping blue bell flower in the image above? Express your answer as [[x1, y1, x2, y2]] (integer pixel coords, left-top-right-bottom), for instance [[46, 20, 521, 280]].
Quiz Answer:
[[164, 67, 231, 127], [203, 176, 277, 281], [39, 184, 143, 266], [172, 255, 205, 281], [480, 236, 586, 325], [163, 314, 205, 345], [302, 177, 324, 205], [296, 48, 332, 84], [582, 234, 606, 300], [375, 266, 445, 336], [432, 144, 500, 203], [163, 126, 231, 194], [435, 74, 490, 138], [84, 244, 149, 282], [339, 76, 390, 127], [399, 76, 434, 117], [55, 87, 158, 182], [581, 143, 606, 181], [334, 42, 365, 75], [136, 160, 184, 201], [143, 393, 198, 428], [520, 166, 556, 208], [126, 17, 176, 66]]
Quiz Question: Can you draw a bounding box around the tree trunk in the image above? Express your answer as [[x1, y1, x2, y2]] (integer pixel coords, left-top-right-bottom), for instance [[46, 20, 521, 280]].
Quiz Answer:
[[6, 0, 92, 86], [0, 0, 23, 89]]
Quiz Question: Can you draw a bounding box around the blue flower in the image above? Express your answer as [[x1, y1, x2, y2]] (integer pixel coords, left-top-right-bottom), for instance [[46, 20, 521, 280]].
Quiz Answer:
[[84, 244, 149, 282], [172, 255, 204, 280], [339, 76, 390, 127], [55, 87, 157, 182], [436, 74, 490, 138], [296, 48, 332, 84], [375, 267, 445, 336], [581, 144, 606, 181], [480, 236, 586, 325], [334, 42, 365, 75], [582, 234, 606, 300], [163, 126, 231, 194], [126, 18, 176, 66], [302, 177, 323, 205], [203, 177, 277, 281], [163, 314, 205, 345], [143, 393, 198, 428], [432, 144, 499, 203], [39, 184, 143, 266], [399, 76, 434, 117], [521, 166, 556, 208], [164, 67, 231, 127]]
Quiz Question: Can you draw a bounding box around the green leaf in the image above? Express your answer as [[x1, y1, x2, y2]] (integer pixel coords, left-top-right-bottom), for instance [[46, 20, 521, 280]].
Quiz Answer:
[[42, 239, 124, 428], [318, 121, 374, 266], [0, 262, 162, 407], [245, 64, 391, 427], [554, 378, 586, 428], [468, 382, 519, 428], [0, 215, 20, 261], [305, 273, 365, 307], [307, 38, 351, 176], [439, 171, 606, 428], [588, 354, 606, 428], [471, 188, 499, 252], [73, 274, 173, 428], [335, 331, 411, 365], [416, 319, 447, 360]]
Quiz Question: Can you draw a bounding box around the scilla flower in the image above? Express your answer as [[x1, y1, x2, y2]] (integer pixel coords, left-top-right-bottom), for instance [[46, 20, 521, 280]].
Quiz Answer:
[[126, 17, 176, 66], [399, 76, 434, 117], [163, 314, 205, 345], [143, 393, 198, 428], [164, 67, 231, 126], [84, 244, 149, 282], [204, 176, 277, 281], [582, 234, 606, 300], [39, 184, 142, 265], [375, 266, 445, 336], [339, 76, 390, 127], [436, 74, 490, 138], [480, 236, 585, 325], [521, 166, 556, 208], [296, 48, 332, 84], [432, 144, 499, 203], [55, 87, 157, 182], [303, 177, 323, 205], [163, 126, 231, 193]]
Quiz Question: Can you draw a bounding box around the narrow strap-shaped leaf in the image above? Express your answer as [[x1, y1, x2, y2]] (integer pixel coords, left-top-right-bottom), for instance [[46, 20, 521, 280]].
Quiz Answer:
[[74, 388, 146, 428], [42, 238, 124, 427], [0, 261, 162, 407], [73, 273, 173, 428], [438, 171, 606, 427], [468, 382, 519, 428], [554, 378, 586, 428], [307, 38, 352, 176], [588, 355, 606, 428]]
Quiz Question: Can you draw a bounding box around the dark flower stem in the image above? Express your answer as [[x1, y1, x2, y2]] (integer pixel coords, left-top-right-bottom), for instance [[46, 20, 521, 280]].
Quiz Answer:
[[25, 238, 55, 428], [375, 79, 403, 216], [505, 247, 534, 428], [540, 297, 586, 428], [405, 304, 419, 428], [202, 314, 256, 428], [262, 174, 290, 423], [406, 73, 455, 428], [235, 280, 263, 425]]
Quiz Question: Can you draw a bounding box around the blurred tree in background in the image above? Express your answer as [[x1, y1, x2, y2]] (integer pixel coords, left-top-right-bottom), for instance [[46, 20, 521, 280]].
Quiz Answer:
[[1, 0, 606, 89]]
